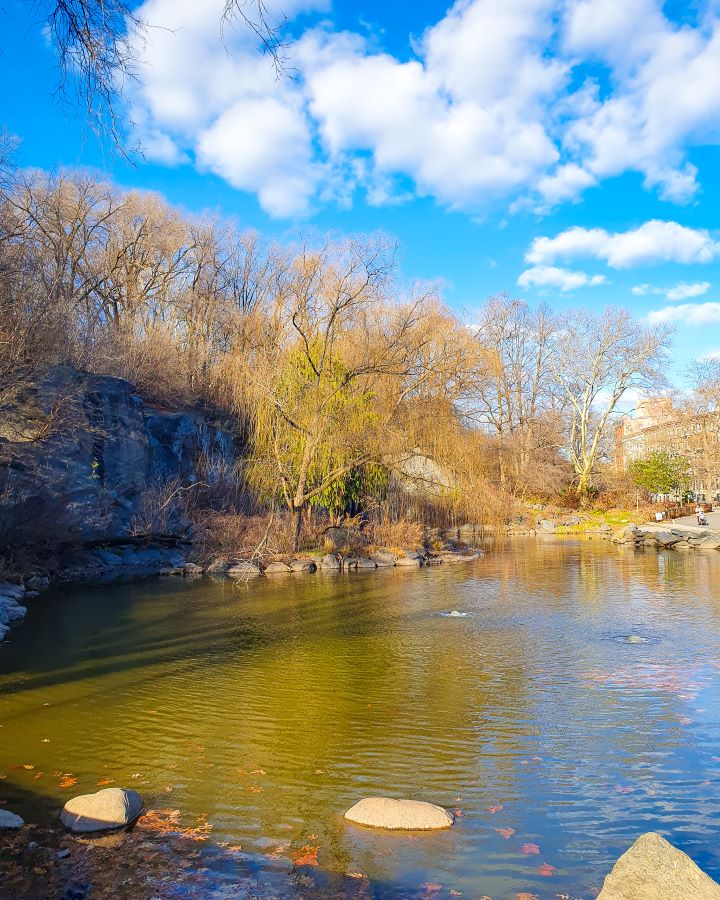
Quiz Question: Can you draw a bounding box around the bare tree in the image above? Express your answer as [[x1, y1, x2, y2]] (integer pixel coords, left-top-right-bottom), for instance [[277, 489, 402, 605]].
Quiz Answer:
[[548, 307, 672, 503], [469, 295, 565, 495], [9, 1, 285, 148]]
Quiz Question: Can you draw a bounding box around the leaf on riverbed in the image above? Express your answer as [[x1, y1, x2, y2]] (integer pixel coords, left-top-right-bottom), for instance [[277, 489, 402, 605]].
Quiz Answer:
[[486, 804, 503, 813], [293, 845, 319, 867], [59, 776, 77, 788], [495, 827, 516, 839], [537, 862, 556, 877], [345, 872, 366, 879], [520, 843, 540, 855], [97, 778, 115, 786]]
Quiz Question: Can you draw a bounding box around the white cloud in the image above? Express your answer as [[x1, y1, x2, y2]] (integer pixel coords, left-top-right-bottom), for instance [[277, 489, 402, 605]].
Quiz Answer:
[[632, 280, 711, 300], [647, 302, 720, 325], [527, 220, 720, 268], [125, 0, 720, 217], [666, 281, 711, 301], [517, 265, 606, 292]]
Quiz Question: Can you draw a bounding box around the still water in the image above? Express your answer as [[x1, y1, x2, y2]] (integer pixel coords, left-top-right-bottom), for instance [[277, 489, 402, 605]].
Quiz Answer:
[[2, 537, 720, 898]]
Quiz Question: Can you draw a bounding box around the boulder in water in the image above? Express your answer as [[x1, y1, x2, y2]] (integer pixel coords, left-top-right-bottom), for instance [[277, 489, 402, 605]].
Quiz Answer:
[[0, 810, 24, 829], [264, 561, 293, 574], [227, 561, 262, 578], [344, 797, 454, 831], [597, 832, 720, 899], [290, 558, 317, 573], [60, 788, 143, 833], [320, 554, 341, 569]]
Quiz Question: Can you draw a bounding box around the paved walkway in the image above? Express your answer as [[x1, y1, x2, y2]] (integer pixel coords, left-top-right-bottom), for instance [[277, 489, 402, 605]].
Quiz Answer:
[[672, 511, 720, 528]]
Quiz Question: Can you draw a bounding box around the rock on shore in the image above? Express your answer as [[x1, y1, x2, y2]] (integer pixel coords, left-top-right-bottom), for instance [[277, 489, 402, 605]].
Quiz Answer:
[[60, 788, 144, 833], [344, 797, 454, 831], [597, 832, 720, 899]]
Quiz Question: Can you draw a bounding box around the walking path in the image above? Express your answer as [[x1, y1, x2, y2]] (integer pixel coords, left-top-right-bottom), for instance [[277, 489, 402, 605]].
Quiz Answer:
[[672, 511, 720, 528]]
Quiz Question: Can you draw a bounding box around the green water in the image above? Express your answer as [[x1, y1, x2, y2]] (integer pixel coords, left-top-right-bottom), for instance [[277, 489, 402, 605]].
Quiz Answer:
[[2, 537, 720, 898]]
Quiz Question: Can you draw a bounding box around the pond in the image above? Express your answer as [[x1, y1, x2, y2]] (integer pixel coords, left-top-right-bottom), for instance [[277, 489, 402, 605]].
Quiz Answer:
[[2, 537, 720, 898]]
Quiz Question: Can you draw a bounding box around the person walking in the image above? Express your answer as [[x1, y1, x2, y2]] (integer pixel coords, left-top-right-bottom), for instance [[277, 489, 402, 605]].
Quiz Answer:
[[696, 504, 704, 525]]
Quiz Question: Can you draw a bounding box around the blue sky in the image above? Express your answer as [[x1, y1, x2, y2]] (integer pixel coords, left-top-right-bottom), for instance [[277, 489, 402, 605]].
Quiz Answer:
[[2, 0, 720, 378]]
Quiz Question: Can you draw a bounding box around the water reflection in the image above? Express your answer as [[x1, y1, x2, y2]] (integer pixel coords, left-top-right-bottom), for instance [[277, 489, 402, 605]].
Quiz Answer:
[[1, 537, 720, 897]]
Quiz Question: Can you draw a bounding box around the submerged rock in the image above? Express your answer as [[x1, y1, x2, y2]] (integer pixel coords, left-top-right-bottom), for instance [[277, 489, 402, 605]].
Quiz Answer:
[[60, 788, 143, 833], [0, 810, 25, 829], [597, 832, 720, 899], [344, 797, 454, 831]]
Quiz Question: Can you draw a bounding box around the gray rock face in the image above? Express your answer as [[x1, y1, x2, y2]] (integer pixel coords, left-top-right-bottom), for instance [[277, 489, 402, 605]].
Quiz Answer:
[[344, 798, 454, 831], [0, 809, 25, 829], [320, 554, 341, 569], [0, 366, 237, 546], [597, 832, 720, 899], [354, 557, 378, 569], [227, 561, 263, 578], [60, 788, 143, 833]]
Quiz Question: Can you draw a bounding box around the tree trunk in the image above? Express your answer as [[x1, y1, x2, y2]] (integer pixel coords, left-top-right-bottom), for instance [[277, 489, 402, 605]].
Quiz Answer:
[[292, 504, 303, 552]]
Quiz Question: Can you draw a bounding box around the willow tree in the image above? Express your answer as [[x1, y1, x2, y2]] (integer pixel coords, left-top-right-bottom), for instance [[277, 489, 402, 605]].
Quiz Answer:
[[221, 236, 470, 549]]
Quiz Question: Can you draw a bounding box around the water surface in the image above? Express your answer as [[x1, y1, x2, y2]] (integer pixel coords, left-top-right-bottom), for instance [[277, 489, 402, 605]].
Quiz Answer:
[[2, 537, 720, 898]]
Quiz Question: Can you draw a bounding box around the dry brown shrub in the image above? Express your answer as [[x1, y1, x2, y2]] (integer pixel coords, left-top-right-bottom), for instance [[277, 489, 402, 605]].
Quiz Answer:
[[369, 517, 425, 550], [194, 512, 296, 561]]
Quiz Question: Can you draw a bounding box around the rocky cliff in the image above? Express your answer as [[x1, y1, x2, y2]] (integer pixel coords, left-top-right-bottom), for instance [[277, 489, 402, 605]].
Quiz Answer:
[[0, 366, 239, 548]]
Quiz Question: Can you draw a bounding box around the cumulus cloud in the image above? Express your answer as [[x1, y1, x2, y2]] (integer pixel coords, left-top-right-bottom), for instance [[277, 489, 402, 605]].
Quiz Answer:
[[632, 281, 710, 300], [527, 221, 720, 268], [517, 265, 606, 292], [647, 302, 720, 325], [125, 0, 720, 216]]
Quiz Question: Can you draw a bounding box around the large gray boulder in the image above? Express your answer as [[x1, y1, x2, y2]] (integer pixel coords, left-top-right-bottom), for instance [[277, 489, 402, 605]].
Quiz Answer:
[[60, 788, 143, 833], [0, 810, 24, 829], [653, 531, 684, 547], [264, 561, 293, 574], [354, 557, 377, 569], [320, 553, 341, 570], [395, 555, 422, 567], [597, 832, 720, 900], [344, 797, 454, 831], [371, 552, 396, 567], [289, 558, 317, 573], [227, 560, 263, 578]]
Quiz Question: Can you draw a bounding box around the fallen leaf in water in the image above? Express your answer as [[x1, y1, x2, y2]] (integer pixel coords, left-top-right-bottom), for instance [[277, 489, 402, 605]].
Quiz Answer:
[[97, 778, 115, 786], [293, 846, 319, 867], [21, 764, 35, 770], [452, 808, 463, 818], [679, 717, 692, 726], [227, 845, 243, 852], [33, 773, 43, 780], [615, 785, 634, 794], [538, 862, 556, 877], [249, 769, 266, 775], [520, 843, 540, 855], [131, 773, 141, 779], [449, 891, 463, 896], [496, 827, 516, 839], [421, 884, 441, 893], [345, 872, 366, 879], [59, 776, 77, 788], [516, 894, 538, 900], [314, 769, 326, 775], [487, 804, 503, 813], [41, 739, 50, 743]]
